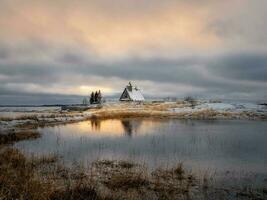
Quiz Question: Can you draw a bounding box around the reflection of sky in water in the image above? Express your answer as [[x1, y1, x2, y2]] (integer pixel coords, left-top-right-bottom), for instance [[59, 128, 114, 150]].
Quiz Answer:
[[15, 119, 267, 186]]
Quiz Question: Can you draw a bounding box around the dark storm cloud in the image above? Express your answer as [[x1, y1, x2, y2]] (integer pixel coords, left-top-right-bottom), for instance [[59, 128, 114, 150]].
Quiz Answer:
[[0, 93, 84, 105], [0, 47, 9, 60], [56, 50, 267, 88], [207, 53, 267, 82], [1, 45, 267, 100], [3, 42, 263, 89]]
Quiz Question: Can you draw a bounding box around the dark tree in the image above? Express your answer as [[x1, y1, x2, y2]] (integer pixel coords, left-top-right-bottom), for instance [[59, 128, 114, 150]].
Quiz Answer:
[[90, 92, 95, 104], [94, 91, 98, 104]]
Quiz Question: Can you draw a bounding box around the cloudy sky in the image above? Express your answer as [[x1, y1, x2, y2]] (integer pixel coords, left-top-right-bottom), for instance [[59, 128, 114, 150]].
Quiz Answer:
[[0, 0, 267, 104]]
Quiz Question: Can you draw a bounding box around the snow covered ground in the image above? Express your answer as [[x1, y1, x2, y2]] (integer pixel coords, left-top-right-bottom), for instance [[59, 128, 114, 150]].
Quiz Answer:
[[0, 106, 61, 118], [170, 102, 267, 113], [0, 106, 60, 112]]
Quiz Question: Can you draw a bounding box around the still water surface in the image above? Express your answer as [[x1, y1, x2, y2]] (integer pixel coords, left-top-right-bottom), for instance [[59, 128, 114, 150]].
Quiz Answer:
[[15, 119, 267, 186]]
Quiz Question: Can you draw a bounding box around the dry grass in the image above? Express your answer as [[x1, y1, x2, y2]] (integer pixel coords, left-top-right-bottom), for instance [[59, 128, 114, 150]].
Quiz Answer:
[[0, 148, 102, 200], [142, 101, 186, 111], [118, 160, 136, 169], [0, 114, 39, 121], [89, 102, 267, 121], [88, 102, 231, 121], [15, 122, 39, 129], [0, 130, 40, 145], [0, 148, 266, 200], [90, 108, 223, 120], [174, 163, 185, 180], [31, 154, 59, 167], [104, 173, 150, 190], [0, 148, 52, 200], [49, 184, 100, 200], [0, 112, 84, 122], [92, 160, 136, 169], [90, 102, 182, 120]]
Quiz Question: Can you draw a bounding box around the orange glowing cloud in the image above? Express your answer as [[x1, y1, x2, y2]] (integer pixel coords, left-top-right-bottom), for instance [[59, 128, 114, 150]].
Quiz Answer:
[[0, 0, 221, 58]]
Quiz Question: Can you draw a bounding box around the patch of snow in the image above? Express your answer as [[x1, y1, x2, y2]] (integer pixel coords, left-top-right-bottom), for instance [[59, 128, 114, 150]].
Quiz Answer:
[[0, 106, 60, 112], [170, 102, 267, 114], [232, 103, 266, 112], [170, 107, 196, 113], [196, 103, 235, 111]]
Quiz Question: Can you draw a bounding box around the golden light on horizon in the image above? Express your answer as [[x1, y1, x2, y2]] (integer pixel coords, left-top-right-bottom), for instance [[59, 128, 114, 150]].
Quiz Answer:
[[79, 85, 113, 94]]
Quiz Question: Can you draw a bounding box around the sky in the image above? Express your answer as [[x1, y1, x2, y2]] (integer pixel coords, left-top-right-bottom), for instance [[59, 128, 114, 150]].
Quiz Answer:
[[0, 0, 267, 104]]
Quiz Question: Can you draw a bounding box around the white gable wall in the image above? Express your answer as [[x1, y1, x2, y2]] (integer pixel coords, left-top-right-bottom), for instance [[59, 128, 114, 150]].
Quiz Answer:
[[127, 88, 145, 101], [119, 87, 145, 101]]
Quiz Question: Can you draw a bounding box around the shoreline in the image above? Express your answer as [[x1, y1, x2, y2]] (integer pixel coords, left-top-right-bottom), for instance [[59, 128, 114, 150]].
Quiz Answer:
[[1, 101, 266, 134]]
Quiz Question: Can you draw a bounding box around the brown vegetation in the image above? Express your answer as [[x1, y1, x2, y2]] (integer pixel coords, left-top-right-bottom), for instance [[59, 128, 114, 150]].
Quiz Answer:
[[0, 114, 39, 121], [0, 149, 199, 200], [0, 148, 52, 199], [0, 148, 102, 200], [0, 147, 266, 200], [0, 130, 40, 145], [90, 108, 223, 120], [105, 173, 149, 190]]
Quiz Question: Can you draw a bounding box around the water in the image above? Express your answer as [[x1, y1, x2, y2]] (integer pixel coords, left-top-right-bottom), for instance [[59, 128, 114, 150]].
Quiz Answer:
[[15, 119, 267, 187]]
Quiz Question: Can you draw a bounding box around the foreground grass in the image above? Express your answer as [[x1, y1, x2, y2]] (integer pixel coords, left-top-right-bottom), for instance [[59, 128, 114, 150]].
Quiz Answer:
[[0, 148, 52, 199], [0, 149, 196, 200], [0, 148, 101, 200], [1, 147, 266, 200]]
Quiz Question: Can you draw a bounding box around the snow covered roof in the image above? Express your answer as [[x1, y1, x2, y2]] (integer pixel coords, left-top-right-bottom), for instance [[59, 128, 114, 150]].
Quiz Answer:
[[120, 82, 145, 101]]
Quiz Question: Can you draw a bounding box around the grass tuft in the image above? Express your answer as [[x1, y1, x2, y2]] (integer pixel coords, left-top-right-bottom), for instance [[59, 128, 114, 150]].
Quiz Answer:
[[50, 184, 100, 200], [174, 163, 184, 179], [118, 161, 135, 169], [104, 173, 149, 190]]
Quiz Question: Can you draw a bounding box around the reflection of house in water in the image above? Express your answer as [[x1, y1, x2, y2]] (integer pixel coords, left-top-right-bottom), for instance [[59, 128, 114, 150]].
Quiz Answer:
[[121, 119, 142, 136], [89, 119, 143, 136], [90, 120, 101, 131]]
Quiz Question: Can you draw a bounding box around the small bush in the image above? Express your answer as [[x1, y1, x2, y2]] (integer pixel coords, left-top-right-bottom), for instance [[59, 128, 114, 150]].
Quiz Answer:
[[174, 163, 185, 179], [184, 96, 197, 108], [50, 184, 99, 200], [118, 161, 135, 169], [105, 173, 149, 190]]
